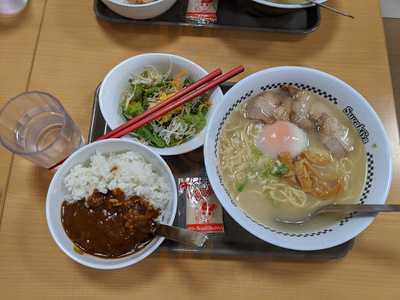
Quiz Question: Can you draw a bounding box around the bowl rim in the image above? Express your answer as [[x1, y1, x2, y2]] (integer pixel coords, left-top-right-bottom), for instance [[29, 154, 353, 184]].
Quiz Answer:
[[45, 138, 178, 269], [252, 0, 327, 9], [204, 66, 393, 251], [106, 0, 164, 8], [98, 52, 223, 156]]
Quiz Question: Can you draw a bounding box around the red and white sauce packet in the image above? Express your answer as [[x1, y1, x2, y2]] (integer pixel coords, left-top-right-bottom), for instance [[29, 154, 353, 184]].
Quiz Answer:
[[178, 177, 224, 233], [185, 0, 219, 25]]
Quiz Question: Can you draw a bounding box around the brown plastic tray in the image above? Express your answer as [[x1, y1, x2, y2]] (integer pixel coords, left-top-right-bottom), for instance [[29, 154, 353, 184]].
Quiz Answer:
[[88, 82, 354, 260], [94, 0, 320, 34]]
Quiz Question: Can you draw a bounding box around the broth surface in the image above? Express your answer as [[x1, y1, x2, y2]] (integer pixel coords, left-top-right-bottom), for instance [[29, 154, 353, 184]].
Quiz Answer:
[[218, 90, 366, 232]]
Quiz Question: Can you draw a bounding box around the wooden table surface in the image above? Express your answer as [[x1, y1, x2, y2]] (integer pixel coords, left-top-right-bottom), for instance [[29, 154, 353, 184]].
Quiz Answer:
[[0, 0, 399, 299], [0, 0, 46, 227]]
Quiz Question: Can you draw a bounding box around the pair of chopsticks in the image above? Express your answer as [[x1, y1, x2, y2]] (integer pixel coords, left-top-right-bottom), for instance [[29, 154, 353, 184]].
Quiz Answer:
[[48, 65, 245, 170]]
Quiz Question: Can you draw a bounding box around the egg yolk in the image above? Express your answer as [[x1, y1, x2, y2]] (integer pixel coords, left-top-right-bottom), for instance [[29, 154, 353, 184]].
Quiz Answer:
[[256, 121, 308, 158]]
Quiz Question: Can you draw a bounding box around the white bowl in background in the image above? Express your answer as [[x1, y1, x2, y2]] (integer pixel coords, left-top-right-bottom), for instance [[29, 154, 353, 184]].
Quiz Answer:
[[252, 0, 327, 9], [204, 66, 392, 251], [99, 53, 223, 156], [101, 0, 177, 20], [46, 139, 177, 269]]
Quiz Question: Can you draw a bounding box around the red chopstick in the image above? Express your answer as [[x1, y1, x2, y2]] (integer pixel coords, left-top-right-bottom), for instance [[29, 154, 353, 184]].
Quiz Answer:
[[97, 68, 222, 141], [48, 69, 222, 170], [48, 66, 244, 170], [101, 65, 244, 139]]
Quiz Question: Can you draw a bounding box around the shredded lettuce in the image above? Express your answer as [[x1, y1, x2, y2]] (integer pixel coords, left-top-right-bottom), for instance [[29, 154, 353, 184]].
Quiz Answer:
[[121, 67, 210, 148], [132, 125, 166, 148], [124, 102, 144, 117], [182, 111, 207, 131]]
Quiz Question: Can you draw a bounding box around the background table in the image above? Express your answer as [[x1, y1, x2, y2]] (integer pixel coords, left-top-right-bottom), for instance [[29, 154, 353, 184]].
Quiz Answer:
[[0, 0, 399, 299], [0, 0, 46, 228]]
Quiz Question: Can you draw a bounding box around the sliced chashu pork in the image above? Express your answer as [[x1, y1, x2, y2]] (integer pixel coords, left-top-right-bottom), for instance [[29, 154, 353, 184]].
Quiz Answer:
[[244, 91, 291, 124], [279, 85, 314, 130], [244, 86, 354, 157], [314, 113, 355, 157], [284, 86, 355, 157]]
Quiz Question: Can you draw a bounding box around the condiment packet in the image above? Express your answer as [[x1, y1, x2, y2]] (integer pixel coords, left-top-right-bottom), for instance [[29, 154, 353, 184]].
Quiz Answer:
[[178, 177, 224, 233], [185, 0, 219, 25]]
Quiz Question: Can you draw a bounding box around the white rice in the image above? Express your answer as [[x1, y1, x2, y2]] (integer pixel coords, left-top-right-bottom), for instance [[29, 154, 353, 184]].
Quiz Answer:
[[63, 151, 170, 210]]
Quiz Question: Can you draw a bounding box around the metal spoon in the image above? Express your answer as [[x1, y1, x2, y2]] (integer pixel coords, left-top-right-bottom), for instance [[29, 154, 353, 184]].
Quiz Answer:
[[275, 204, 400, 225], [155, 223, 208, 248], [308, 1, 354, 19]]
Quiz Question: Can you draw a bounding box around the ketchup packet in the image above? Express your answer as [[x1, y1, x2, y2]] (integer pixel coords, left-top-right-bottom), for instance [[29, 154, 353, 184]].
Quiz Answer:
[[178, 177, 224, 233], [185, 0, 219, 25]]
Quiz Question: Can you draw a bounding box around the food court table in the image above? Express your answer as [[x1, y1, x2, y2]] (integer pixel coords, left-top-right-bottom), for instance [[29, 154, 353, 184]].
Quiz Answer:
[[0, 0, 399, 299], [0, 0, 46, 229]]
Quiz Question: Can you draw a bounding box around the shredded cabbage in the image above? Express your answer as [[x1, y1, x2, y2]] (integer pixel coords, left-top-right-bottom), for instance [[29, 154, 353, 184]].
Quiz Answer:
[[121, 66, 210, 148]]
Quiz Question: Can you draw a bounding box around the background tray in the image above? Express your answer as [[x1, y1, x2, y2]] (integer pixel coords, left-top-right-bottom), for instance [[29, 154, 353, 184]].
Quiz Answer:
[[94, 0, 320, 34], [89, 82, 354, 260]]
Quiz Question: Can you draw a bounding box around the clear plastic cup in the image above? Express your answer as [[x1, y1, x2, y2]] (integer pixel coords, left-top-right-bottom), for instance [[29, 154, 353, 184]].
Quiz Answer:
[[0, 0, 28, 15], [0, 91, 84, 168]]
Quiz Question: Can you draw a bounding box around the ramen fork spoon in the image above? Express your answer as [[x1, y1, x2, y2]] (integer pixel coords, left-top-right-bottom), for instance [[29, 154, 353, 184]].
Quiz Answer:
[[308, 1, 354, 19], [275, 204, 400, 225], [155, 223, 208, 248]]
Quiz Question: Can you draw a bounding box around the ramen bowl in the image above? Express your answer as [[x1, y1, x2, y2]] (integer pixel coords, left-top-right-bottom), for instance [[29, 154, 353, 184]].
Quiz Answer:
[[252, 0, 327, 9], [204, 66, 392, 251]]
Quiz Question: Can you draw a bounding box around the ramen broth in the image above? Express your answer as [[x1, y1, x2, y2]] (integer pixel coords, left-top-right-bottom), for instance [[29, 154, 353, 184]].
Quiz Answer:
[[218, 89, 366, 232]]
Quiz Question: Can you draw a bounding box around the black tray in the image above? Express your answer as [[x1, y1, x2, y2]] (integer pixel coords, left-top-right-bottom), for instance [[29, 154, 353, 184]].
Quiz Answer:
[[88, 82, 355, 260], [94, 0, 320, 34]]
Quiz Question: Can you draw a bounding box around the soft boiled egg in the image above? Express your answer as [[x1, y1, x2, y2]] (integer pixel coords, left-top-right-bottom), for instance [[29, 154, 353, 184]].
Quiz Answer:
[[256, 121, 309, 158]]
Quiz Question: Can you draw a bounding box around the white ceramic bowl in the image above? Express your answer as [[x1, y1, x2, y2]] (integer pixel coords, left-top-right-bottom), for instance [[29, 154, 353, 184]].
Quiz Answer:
[[46, 139, 177, 269], [252, 0, 327, 9], [204, 66, 392, 251], [99, 53, 223, 156], [101, 0, 177, 20]]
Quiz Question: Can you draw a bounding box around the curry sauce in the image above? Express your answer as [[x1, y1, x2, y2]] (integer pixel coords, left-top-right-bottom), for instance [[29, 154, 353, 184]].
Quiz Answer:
[[61, 189, 160, 258]]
